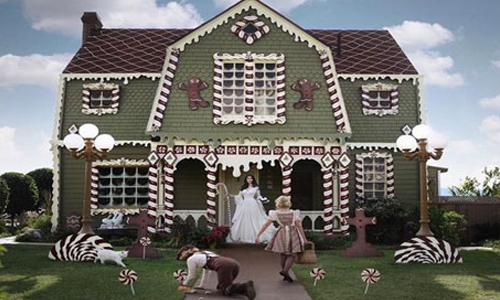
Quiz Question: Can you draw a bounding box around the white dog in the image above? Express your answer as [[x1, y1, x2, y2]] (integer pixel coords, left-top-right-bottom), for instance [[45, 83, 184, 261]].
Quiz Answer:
[[94, 248, 128, 267]]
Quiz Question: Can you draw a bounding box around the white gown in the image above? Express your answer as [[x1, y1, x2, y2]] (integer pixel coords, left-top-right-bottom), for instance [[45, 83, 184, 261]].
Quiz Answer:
[[228, 186, 275, 243]]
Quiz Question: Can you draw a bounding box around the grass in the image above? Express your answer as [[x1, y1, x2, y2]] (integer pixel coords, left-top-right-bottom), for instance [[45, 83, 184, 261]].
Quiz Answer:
[[1, 244, 500, 300]]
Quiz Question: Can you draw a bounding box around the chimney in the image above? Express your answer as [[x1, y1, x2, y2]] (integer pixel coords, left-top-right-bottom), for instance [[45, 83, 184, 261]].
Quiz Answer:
[[81, 12, 102, 45]]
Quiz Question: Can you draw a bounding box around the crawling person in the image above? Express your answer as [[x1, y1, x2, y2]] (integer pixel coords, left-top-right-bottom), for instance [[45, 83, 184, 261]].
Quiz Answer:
[[176, 244, 256, 299]]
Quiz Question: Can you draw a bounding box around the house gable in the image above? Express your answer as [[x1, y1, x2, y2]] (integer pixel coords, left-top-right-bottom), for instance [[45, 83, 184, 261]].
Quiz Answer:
[[146, 0, 351, 144]]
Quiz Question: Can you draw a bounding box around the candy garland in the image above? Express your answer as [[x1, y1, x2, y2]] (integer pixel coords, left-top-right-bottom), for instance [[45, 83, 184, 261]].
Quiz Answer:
[[309, 267, 326, 286], [215, 182, 232, 226], [119, 269, 138, 295], [361, 268, 380, 294], [139, 236, 151, 259], [173, 269, 188, 283]]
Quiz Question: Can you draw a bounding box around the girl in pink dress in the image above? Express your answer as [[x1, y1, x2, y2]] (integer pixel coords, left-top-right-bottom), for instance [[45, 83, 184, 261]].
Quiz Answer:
[[255, 195, 307, 282]]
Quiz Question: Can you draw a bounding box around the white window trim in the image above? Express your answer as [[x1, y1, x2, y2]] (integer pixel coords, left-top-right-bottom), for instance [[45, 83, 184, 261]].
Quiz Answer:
[[230, 15, 270, 44], [82, 82, 120, 115], [355, 151, 395, 200], [361, 82, 399, 117], [213, 52, 286, 126]]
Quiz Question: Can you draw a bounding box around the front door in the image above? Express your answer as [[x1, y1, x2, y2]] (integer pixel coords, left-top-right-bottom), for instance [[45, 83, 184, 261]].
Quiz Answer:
[[217, 166, 259, 226]]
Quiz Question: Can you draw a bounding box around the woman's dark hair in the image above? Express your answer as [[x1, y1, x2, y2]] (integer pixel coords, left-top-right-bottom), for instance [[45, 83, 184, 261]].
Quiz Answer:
[[240, 174, 259, 190]]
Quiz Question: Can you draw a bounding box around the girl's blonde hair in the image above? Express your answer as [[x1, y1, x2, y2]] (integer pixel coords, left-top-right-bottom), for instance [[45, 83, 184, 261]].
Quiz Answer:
[[275, 195, 291, 209]]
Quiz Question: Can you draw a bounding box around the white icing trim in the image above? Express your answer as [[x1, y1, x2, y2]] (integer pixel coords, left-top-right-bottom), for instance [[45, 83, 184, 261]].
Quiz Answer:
[[361, 82, 399, 117], [347, 142, 399, 152], [171, 0, 331, 52], [338, 74, 420, 84], [63, 73, 160, 83]]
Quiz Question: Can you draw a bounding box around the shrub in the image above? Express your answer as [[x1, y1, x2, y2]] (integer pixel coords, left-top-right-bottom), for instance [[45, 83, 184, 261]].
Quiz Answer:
[[304, 231, 353, 250], [429, 207, 467, 246], [363, 197, 412, 245]]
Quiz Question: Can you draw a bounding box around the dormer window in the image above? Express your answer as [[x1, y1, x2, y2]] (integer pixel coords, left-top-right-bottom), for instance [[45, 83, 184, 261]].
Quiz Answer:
[[361, 82, 399, 116], [213, 52, 286, 126], [355, 151, 395, 200], [82, 82, 120, 115]]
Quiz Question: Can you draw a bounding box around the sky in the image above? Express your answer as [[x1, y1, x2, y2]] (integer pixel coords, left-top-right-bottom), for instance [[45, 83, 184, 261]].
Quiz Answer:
[[0, 0, 499, 193]]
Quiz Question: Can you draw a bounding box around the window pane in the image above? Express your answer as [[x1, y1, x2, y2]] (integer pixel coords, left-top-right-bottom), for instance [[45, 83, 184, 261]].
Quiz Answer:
[[97, 166, 149, 208]]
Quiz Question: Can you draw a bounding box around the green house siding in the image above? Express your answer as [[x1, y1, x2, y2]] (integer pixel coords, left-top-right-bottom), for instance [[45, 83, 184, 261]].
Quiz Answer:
[[60, 78, 158, 141], [346, 149, 420, 210], [340, 78, 419, 143], [158, 10, 344, 141], [58, 144, 150, 227]]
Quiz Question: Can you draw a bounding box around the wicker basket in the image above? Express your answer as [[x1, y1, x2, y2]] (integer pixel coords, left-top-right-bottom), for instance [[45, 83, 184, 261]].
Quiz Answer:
[[297, 241, 317, 264]]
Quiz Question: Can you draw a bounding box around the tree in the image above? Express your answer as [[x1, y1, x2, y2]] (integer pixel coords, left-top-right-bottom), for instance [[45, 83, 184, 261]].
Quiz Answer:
[[0, 178, 9, 214], [481, 167, 500, 197], [27, 168, 53, 215], [448, 167, 500, 197], [0, 172, 39, 228], [448, 176, 481, 196]]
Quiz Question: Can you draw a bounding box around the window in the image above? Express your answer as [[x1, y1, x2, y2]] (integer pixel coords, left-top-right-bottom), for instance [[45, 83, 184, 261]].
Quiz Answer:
[[82, 82, 120, 115], [361, 82, 399, 116], [355, 152, 394, 200], [96, 166, 149, 207], [213, 52, 286, 125]]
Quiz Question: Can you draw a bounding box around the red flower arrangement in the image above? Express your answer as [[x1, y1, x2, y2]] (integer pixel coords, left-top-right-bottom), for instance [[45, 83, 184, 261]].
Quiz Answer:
[[202, 225, 230, 249]]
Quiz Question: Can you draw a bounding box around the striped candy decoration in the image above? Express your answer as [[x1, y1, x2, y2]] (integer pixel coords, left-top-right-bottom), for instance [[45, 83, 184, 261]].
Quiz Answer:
[[394, 236, 463, 264], [173, 269, 188, 283], [48, 233, 112, 262], [119, 269, 138, 295], [309, 267, 326, 286], [361, 268, 380, 294]]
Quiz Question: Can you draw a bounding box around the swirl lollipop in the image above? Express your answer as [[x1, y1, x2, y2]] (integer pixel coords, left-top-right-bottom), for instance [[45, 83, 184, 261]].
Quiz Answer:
[[309, 267, 326, 286], [119, 269, 138, 295], [361, 268, 380, 294], [173, 269, 188, 283], [139, 236, 151, 259]]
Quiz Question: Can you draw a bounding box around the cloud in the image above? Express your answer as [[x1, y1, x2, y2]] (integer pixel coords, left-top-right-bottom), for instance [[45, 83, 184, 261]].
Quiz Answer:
[[480, 115, 500, 143], [21, 0, 204, 37], [384, 21, 464, 88], [493, 60, 500, 68], [0, 126, 53, 176], [446, 139, 477, 155], [0, 53, 72, 91], [480, 95, 500, 111], [213, 0, 312, 13]]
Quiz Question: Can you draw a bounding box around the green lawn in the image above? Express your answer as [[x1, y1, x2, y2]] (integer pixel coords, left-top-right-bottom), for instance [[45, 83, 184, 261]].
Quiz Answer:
[[1, 244, 500, 300]]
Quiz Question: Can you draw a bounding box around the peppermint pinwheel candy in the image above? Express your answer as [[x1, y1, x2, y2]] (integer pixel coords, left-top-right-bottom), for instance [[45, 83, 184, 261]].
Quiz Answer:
[[361, 268, 380, 284], [173, 269, 188, 282], [309, 267, 326, 286], [139, 236, 151, 246], [119, 269, 138, 285]]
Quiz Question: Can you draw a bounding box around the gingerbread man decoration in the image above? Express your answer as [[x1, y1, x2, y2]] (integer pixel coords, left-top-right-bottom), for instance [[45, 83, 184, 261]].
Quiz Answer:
[[291, 78, 321, 111], [178, 77, 210, 110]]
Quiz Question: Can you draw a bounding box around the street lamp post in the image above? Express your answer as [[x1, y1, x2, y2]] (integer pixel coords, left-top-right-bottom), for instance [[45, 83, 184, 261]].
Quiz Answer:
[[396, 124, 447, 237], [63, 123, 115, 234]]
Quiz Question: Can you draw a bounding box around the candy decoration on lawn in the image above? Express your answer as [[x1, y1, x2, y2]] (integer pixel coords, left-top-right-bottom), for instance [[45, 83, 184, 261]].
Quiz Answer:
[[309, 267, 326, 286], [48, 233, 112, 262], [173, 269, 188, 283], [139, 236, 151, 259], [119, 269, 138, 295], [361, 268, 380, 294], [394, 236, 463, 264]]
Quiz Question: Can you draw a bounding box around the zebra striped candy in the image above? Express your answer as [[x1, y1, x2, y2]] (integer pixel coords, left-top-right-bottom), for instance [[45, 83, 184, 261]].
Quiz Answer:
[[394, 236, 463, 264], [309, 267, 326, 280]]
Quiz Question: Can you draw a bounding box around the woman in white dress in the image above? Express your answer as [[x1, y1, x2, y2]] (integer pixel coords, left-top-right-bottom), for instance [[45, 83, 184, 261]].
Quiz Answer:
[[228, 175, 274, 243]]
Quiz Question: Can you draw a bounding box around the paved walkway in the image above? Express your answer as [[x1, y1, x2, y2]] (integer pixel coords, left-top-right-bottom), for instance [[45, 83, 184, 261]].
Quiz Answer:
[[185, 243, 312, 300]]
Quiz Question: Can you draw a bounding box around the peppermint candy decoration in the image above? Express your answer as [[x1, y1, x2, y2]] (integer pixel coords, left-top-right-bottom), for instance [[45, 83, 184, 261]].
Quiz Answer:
[[361, 268, 380, 294], [119, 269, 138, 295], [140, 236, 151, 246], [173, 269, 188, 283], [309, 267, 326, 286]]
